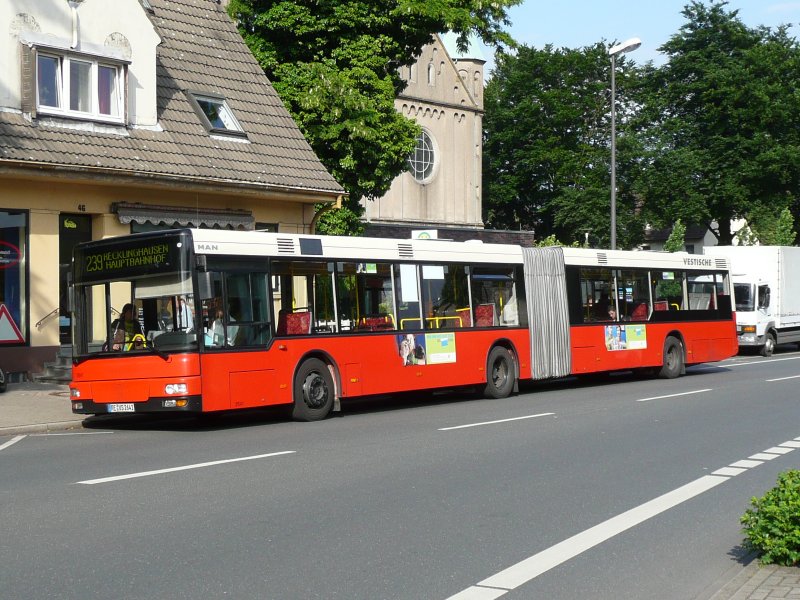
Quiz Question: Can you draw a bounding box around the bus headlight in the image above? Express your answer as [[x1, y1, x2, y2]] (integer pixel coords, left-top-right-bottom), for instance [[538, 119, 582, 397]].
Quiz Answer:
[[70, 388, 80, 398], [165, 383, 188, 395]]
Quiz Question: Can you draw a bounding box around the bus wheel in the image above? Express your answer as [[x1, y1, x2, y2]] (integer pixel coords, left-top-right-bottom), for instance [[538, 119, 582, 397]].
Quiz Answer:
[[659, 337, 684, 379], [760, 332, 776, 357], [292, 358, 334, 422], [484, 346, 515, 399]]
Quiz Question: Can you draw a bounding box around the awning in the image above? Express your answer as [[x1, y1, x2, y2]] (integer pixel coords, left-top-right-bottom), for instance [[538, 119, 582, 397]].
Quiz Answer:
[[112, 202, 254, 230]]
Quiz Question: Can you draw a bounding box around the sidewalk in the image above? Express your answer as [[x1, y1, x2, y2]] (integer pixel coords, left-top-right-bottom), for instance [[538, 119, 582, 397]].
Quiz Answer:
[[0, 381, 83, 435], [706, 562, 800, 600], [0, 382, 797, 597]]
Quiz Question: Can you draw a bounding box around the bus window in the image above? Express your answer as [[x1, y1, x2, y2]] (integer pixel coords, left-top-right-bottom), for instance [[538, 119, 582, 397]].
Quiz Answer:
[[421, 264, 470, 329], [272, 260, 332, 334], [687, 271, 732, 317], [225, 272, 270, 345], [471, 266, 519, 327], [564, 266, 585, 325], [395, 263, 422, 330], [336, 262, 396, 332], [579, 267, 615, 322], [652, 270, 686, 311], [312, 263, 336, 333], [616, 269, 650, 321]]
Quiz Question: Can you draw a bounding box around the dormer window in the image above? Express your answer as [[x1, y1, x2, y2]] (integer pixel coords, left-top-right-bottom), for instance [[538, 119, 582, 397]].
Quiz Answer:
[[188, 92, 245, 137], [35, 51, 125, 122]]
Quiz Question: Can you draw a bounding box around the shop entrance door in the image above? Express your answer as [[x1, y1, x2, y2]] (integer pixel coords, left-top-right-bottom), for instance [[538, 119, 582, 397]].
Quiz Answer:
[[59, 215, 92, 344]]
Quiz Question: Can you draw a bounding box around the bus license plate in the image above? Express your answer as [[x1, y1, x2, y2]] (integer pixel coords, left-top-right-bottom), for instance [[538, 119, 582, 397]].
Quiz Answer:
[[107, 403, 135, 413]]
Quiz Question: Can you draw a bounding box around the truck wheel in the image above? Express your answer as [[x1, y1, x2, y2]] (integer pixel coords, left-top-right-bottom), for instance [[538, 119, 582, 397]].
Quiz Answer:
[[484, 346, 515, 399], [760, 332, 776, 357], [292, 358, 334, 421], [659, 336, 684, 379], [0, 367, 6, 393]]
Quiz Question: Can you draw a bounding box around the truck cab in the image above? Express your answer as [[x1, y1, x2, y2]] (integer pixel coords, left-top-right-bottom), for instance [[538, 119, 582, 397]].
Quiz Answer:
[[733, 278, 774, 355]]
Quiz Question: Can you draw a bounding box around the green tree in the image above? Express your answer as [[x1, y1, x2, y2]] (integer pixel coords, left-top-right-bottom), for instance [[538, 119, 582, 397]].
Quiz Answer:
[[663, 219, 687, 252], [736, 206, 797, 245], [228, 0, 521, 234], [483, 43, 645, 248], [634, 1, 800, 245]]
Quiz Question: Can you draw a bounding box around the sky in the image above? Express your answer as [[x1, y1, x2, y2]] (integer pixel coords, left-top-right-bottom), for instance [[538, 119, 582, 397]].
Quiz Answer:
[[480, 0, 800, 74]]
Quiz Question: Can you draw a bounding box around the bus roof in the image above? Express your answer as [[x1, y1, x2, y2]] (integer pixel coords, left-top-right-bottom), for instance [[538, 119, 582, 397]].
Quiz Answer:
[[189, 229, 729, 271]]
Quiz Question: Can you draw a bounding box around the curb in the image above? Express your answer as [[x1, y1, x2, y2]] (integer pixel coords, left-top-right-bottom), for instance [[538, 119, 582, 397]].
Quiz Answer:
[[0, 420, 85, 436]]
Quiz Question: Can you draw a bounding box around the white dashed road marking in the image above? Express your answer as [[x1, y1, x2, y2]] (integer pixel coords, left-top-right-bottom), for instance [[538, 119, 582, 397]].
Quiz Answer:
[[0, 435, 26, 452], [438, 413, 555, 431], [636, 389, 712, 402], [766, 374, 800, 382], [77, 450, 296, 485]]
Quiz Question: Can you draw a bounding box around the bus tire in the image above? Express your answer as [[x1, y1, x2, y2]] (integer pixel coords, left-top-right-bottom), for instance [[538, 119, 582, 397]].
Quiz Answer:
[[292, 358, 334, 422], [760, 332, 776, 357], [484, 346, 515, 399], [659, 337, 684, 379]]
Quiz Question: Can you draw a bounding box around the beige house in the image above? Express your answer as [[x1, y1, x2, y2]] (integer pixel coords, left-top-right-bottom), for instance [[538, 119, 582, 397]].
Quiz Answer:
[[0, 0, 342, 378]]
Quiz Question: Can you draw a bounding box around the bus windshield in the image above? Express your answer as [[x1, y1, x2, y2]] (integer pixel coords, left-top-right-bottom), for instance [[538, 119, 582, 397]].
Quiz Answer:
[[72, 231, 197, 356], [734, 283, 754, 312]]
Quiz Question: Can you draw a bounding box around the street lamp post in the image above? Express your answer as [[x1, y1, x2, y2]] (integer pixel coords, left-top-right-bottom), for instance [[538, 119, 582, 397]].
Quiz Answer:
[[608, 37, 641, 250]]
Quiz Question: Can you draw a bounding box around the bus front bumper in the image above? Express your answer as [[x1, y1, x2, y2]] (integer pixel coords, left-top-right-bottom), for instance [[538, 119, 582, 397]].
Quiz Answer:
[[71, 395, 202, 414]]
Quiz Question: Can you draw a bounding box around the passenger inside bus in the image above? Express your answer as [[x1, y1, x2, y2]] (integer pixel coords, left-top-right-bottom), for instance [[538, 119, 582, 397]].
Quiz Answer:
[[208, 300, 239, 346], [110, 303, 145, 350]]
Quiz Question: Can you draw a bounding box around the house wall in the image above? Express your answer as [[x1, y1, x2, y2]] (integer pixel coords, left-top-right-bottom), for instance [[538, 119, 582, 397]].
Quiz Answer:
[[3, 0, 160, 125]]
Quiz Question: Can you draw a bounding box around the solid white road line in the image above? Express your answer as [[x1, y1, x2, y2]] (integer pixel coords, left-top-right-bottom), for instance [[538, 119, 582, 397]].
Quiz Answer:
[[77, 450, 296, 485], [0, 435, 26, 452], [636, 389, 712, 403], [766, 375, 800, 382], [438, 413, 555, 431], [730, 356, 800, 367], [448, 476, 728, 596]]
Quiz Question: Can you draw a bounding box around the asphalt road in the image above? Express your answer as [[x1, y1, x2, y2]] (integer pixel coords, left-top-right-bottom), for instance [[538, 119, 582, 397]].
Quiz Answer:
[[2, 350, 799, 599]]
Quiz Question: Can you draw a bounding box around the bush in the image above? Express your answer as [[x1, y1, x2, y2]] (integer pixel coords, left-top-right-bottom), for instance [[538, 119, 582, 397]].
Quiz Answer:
[[741, 470, 800, 565]]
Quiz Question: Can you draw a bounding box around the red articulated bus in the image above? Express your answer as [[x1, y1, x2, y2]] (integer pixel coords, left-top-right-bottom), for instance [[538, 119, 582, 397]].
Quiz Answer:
[[69, 229, 737, 420]]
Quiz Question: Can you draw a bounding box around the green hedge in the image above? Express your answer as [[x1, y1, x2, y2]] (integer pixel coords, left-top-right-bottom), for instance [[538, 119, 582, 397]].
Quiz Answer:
[[741, 470, 800, 566]]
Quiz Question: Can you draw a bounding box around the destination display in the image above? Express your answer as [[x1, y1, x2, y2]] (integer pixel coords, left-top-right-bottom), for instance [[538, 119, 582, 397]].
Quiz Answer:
[[74, 232, 189, 283]]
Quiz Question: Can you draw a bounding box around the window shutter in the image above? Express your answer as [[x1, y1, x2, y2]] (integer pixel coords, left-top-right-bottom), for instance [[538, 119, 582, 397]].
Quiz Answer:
[[20, 44, 36, 117]]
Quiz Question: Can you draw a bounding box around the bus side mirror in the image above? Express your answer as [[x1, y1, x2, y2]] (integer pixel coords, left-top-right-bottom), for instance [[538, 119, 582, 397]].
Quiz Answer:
[[198, 272, 213, 300]]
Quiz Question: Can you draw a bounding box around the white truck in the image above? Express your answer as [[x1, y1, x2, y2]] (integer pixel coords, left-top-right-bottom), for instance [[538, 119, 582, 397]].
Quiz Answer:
[[703, 245, 800, 356]]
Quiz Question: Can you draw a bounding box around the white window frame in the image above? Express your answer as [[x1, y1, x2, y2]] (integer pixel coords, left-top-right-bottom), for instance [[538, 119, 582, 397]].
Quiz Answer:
[[188, 92, 246, 137], [35, 50, 125, 124], [408, 129, 438, 184]]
